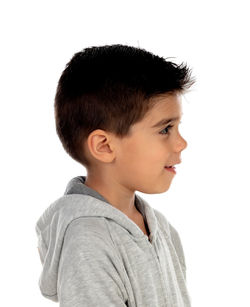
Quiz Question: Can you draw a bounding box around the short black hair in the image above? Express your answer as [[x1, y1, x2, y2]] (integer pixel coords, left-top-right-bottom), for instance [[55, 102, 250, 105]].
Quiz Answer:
[[54, 44, 195, 168]]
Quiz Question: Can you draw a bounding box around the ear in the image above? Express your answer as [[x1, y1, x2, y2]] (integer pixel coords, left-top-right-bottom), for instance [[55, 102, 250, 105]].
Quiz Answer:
[[86, 129, 116, 163]]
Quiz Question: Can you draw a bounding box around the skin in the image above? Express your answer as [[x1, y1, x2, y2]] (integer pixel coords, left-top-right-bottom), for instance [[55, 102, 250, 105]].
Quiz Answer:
[[84, 93, 188, 219]]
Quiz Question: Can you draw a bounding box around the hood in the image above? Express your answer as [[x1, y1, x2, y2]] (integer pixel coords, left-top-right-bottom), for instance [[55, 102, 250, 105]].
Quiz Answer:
[[35, 176, 159, 301]]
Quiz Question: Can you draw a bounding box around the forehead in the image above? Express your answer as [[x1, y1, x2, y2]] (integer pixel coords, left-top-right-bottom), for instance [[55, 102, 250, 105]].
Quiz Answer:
[[138, 93, 183, 129]]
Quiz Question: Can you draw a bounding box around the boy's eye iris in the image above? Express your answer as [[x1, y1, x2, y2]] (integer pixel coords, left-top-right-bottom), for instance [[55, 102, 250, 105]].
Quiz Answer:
[[159, 121, 182, 135], [160, 125, 174, 135]]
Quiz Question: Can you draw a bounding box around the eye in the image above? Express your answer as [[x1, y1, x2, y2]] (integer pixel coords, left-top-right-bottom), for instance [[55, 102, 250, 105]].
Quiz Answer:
[[159, 121, 182, 136], [159, 125, 174, 135]]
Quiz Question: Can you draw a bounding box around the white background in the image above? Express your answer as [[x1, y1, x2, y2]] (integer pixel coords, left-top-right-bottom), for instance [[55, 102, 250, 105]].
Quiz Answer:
[[1, 0, 249, 306]]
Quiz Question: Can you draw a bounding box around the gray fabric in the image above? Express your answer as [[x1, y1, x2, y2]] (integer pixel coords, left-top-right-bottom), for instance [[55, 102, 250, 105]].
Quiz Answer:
[[35, 176, 191, 306]]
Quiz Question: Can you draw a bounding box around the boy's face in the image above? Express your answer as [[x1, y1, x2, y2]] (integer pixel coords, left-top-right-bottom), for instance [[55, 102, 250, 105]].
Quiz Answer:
[[112, 93, 187, 194]]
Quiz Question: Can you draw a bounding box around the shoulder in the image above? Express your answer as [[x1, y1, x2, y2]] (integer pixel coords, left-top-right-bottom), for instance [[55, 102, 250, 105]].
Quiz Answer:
[[65, 216, 111, 243], [61, 217, 123, 269]]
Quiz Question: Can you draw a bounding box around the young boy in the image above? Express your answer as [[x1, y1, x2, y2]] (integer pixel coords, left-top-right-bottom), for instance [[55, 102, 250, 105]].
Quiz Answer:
[[35, 44, 195, 307]]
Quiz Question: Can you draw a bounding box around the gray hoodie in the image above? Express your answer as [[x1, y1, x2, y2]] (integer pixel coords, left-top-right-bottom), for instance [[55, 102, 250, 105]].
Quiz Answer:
[[35, 176, 191, 306]]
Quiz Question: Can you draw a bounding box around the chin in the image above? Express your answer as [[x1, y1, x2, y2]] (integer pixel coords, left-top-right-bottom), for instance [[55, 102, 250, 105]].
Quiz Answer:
[[139, 184, 171, 195], [157, 182, 172, 194], [157, 186, 171, 194]]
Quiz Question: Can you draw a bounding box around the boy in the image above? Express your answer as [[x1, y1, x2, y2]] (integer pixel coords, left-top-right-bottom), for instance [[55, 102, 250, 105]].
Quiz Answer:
[[35, 44, 195, 307]]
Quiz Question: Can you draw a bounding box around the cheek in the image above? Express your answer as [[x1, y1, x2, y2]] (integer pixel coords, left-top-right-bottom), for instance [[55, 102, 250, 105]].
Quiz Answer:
[[120, 137, 167, 168], [120, 143, 145, 166]]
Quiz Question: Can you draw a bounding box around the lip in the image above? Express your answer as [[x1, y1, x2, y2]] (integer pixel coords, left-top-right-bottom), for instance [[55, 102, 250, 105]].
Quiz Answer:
[[165, 160, 181, 167], [165, 166, 176, 174]]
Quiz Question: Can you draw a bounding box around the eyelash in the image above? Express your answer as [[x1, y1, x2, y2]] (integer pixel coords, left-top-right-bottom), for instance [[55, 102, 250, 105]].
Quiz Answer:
[[160, 121, 182, 135], [160, 125, 174, 135]]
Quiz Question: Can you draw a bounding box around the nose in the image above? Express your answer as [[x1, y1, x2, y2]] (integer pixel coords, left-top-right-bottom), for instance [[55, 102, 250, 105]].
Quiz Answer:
[[174, 133, 188, 153]]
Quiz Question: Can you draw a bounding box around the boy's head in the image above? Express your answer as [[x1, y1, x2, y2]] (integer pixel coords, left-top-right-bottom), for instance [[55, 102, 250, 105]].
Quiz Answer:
[[54, 44, 195, 194]]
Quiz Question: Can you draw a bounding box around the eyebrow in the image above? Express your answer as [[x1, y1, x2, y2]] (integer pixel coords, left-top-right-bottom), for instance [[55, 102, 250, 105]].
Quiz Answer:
[[151, 116, 181, 129]]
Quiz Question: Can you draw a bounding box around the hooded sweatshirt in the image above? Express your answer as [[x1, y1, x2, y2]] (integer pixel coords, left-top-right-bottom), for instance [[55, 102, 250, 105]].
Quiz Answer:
[[35, 176, 192, 307]]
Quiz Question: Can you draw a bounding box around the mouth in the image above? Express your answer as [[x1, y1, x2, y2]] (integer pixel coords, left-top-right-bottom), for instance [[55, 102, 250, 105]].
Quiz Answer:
[[164, 161, 181, 172], [164, 165, 176, 174], [165, 161, 181, 168]]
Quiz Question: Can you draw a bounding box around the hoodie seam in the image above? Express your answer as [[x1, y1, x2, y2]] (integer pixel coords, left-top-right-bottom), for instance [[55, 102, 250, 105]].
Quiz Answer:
[[153, 209, 186, 269], [104, 218, 129, 303], [168, 225, 187, 270], [40, 232, 48, 251], [41, 292, 57, 298], [158, 221, 186, 270], [36, 223, 49, 251]]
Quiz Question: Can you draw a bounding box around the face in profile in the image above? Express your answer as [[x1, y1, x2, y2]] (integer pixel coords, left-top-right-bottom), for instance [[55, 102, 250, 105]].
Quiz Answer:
[[113, 93, 188, 194]]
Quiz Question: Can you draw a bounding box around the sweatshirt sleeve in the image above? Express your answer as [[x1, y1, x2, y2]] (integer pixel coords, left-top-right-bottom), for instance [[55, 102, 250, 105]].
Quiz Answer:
[[57, 218, 128, 307]]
